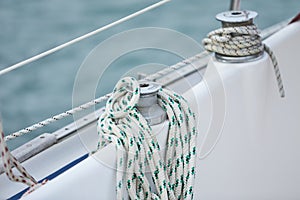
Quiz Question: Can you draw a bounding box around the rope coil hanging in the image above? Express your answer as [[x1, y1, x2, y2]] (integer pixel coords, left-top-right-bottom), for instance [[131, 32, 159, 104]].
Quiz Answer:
[[203, 12, 285, 98], [97, 77, 198, 200]]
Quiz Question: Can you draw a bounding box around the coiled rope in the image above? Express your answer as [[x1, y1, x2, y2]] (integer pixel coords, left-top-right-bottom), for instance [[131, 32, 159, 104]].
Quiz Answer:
[[203, 25, 285, 97], [97, 77, 197, 200]]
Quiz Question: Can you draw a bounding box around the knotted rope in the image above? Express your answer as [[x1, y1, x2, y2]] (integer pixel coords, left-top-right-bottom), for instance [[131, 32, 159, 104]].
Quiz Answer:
[[97, 77, 197, 200], [0, 120, 47, 195], [203, 25, 285, 97]]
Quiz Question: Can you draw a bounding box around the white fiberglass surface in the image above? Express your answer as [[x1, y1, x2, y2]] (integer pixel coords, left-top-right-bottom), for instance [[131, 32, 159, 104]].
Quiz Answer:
[[192, 22, 300, 199]]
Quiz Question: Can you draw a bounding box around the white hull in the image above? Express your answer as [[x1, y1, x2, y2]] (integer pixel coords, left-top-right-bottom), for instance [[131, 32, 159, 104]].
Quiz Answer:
[[1, 21, 300, 200]]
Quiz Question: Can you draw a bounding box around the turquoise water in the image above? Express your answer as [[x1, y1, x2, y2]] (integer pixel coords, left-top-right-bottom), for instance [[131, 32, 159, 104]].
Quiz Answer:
[[0, 0, 299, 148]]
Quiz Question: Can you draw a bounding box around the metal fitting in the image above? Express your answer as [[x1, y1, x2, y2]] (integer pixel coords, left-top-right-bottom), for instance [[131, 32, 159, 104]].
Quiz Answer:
[[229, 0, 241, 11], [216, 10, 257, 27], [137, 81, 166, 126], [215, 10, 263, 63]]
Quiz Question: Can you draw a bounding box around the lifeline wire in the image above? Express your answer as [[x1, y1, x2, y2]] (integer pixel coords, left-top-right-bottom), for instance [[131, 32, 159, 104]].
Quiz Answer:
[[203, 25, 285, 97], [0, 0, 171, 76], [97, 77, 197, 200]]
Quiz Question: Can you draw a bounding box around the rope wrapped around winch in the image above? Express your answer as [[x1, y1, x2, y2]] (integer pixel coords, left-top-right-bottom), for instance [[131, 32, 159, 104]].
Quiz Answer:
[[97, 77, 198, 200], [203, 25, 285, 98]]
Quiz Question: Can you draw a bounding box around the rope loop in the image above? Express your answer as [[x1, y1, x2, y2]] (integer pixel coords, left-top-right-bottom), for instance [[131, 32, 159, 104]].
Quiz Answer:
[[107, 77, 140, 119]]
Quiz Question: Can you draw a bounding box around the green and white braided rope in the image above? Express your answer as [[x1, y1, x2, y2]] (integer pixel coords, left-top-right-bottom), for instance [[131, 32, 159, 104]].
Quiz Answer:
[[97, 77, 197, 200]]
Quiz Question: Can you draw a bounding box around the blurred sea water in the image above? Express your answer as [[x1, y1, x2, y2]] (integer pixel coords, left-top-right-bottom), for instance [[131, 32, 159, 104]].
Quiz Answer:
[[0, 0, 299, 149]]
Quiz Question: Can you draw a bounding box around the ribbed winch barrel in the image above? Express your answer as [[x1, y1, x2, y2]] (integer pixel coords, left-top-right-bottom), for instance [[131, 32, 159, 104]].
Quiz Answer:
[[137, 81, 166, 126]]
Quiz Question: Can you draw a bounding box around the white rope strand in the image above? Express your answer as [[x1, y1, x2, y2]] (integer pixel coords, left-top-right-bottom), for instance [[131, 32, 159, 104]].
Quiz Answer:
[[203, 25, 285, 97], [264, 44, 285, 97], [5, 93, 111, 141], [145, 52, 209, 81], [0, 0, 171, 76]]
